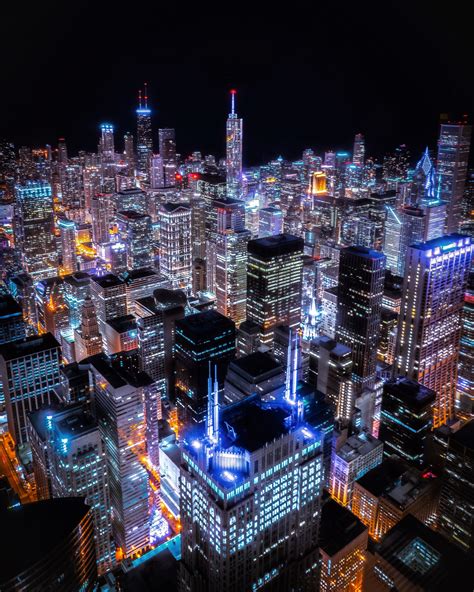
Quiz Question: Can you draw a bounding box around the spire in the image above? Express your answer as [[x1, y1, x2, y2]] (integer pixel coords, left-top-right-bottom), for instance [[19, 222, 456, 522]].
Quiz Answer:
[[291, 332, 299, 402], [144, 82, 149, 109], [206, 361, 214, 441], [230, 89, 237, 116], [284, 329, 292, 402], [138, 89, 142, 110]]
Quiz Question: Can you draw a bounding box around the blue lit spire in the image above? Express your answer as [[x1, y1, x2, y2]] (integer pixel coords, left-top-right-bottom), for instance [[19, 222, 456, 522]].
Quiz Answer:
[[206, 362, 219, 444]]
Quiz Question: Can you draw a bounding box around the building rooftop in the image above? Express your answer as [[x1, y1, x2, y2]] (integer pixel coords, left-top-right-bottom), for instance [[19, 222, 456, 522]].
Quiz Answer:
[[0, 294, 22, 319], [0, 332, 60, 361], [384, 378, 436, 410], [229, 351, 282, 381], [248, 233, 304, 258], [175, 309, 235, 340], [84, 353, 152, 389], [337, 432, 382, 463], [319, 499, 367, 556], [63, 271, 91, 287], [412, 233, 470, 252], [375, 514, 470, 591], [449, 419, 474, 450], [343, 245, 386, 260], [55, 407, 97, 439], [198, 173, 226, 185], [0, 498, 91, 585], [356, 456, 409, 497], [117, 209, 149, 220], [121, 267, 160, 283], [160, 202, 191, 213], [106, 314, 137, 334], [91, 273, 124, 289], [61, 362, 89, 387]]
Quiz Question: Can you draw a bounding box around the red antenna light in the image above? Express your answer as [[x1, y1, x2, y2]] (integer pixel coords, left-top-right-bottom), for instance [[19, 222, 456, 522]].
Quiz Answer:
[[138, 89, 142, 109]]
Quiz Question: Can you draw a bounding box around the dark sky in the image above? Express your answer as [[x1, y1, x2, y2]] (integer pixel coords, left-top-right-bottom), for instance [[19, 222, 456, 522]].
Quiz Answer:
[[1, 1, 472, 165]]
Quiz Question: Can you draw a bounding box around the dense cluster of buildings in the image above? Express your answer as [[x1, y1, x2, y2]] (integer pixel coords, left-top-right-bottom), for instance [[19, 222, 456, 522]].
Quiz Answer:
[[0, 91, 472, 591]]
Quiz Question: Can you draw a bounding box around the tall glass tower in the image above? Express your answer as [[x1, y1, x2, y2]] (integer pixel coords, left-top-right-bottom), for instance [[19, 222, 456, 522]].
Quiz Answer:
[[136, 84, 153, 178], [226, 89, 243, 199]]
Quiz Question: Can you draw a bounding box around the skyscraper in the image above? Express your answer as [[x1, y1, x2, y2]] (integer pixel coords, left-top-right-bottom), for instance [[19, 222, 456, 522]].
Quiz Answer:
[[437, 117, 472, 233], [99, 123, 115, 164], [352, 132, 365, 166], [246, 234, 304, 346], [457, 280, 473, 418], [159, 128, 177, 187], [226, 89, 243, 199], [394, 235, 473, 427], [58, 217, 77, 275], [90, 274, 128, 340], [335, 246, 386, 392], [14, 181, 57, 279], [117, 210, 154, 270], [136, 85, 153, 178], [379, 378, 435, 467], [0, 333, 61, 445], [74, 296, 103, 361], [0, 294, 25, 345], [157, 203, 192, 290]]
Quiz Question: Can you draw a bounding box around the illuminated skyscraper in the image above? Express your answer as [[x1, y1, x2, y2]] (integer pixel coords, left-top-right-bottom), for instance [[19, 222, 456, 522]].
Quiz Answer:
[[99, 123, 115, 164], [46, 405, 115, 574], [246, 234, 304, 346], [352, 132, 365, 167], [58, 217, 77, 274], [117, 210, 154, 270], [179, 371, 323, 591], [215, 228, 251, 326], [14, 181, 57, 279], [136, 85, 153, 178], [90, 274, 128, 342], [74, 296, 103, 361], [457, 280, 474, 418], [335, 246, 386, 392], [123, 132, 135, 174], [150, 154, 165, 189], [226, 89, 243, 199], [394, 234, 473, 427], [258, 206, 283, 237], [157, 203, 192, 289], [437, 117, 472, 233], [159, 128, 177, 186], [91, 193, 112, 245], [0, 294, 25, 345]]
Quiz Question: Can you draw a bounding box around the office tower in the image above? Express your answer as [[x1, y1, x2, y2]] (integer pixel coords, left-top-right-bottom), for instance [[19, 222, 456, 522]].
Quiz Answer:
[[0, 295, 25, 345], [8, 272, 37, 333], [157, 203, 192, 289], [117, 210, 153, 270], [437, 117, 472, 232], [179, 384, 324, 591], [352, 132, 365, 166], [91, 193, 112, 245], [135, 297, 166, 397], [224, 351, 285, 404], [159, 128, 177, 186], [0, 333, 61, 445], [258, 206, 283, 237], [104, 315, 137, 355], [367, 515, 469, 591], [14, 181, 57, 279], [46, 405, 115, 574], [89, 354, 150, 557], [236, 318, 261, 357], [63, 271, 91, 330], [175, 310, 235, 427], [335, 246, 386, 392], [246, 234, 304, 346], [191, 194, 207, 262], [308, 336, 354, 422], [379, 378, 435, 467], [192, 258, 206, 294], [123, 132, 135, 174], [457, 281, 473, 417], [330, 431, 384, 507], [352, 457, 439, 542], [150, 154, 165, 189], [226, 89, 243, 199], [90, 274, 128, 339], [0, 498, 97, 591], [321, 286, 338, 339], [319, 499, 368, 592], [383, 206, 403, 274], [0, 139, 16, 200], [215, 228, 251, 326], [60, 164, 86, 214], [74, 296, 103, 361], [35, 276, 68, 339], [58, 217, 77, 274], [394, 235, 473, 427], [438, 420, 474, 555], [83, 164, 102, 210], [99, 122, 115, 164], [121, 267, 169, 313], [382, 144, 410, 183], [113, 187, 147, 215], [136, 85, 153, 177]]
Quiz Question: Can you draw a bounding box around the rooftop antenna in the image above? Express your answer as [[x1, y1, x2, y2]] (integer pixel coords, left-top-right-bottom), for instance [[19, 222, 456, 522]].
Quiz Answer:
[[138, 89, 142, 110], [230, 89, 236, 116], [144, 82, 149, 109]]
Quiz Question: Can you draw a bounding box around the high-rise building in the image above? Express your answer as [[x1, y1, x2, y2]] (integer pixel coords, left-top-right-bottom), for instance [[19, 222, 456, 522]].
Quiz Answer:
[[91, 193, 112, 245], [14, 181, 57, 279], [175, 310, 235, 427], [117, 210, 154, 270], [121, 267, 169, 313], [99, 123, 115, 164], [46, 405, 115, 574], [90, 274, 128, 341], [438, 420, 474, 555], [159, 128, 177, 187], [88, 354, 150, 558], [457, 280, 474, 417], [258, 206, 283, 237], [0, 333, 61, 445], [352, 132, 365, 167], [63, 271, 91, 330], [149, 154, 164, 189], [136, 85, 153, 178], [1, 498, 98, 591], [0, 294, 25, 345], [226, 89, 243, 199], [157, 203, 192, 289], [437, 117, 472, 233], [394, 235, 473, 427], [246, 234, 304, 346], [335, 246, 386, 392], [123, 132, 135, 174], [58, 217, 77, 274], [379, 378, 435, 467], [330, 431, 384, 508], [113, 187, 147, 215], [74, 296, 103, 361], [215, 228, 251, 326], [319, 499, 368, 592], [179, 383, 323, 590]]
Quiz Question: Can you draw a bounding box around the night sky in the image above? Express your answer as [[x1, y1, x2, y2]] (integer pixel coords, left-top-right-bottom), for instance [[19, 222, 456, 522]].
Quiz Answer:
[[1, 1, 472, 165]]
